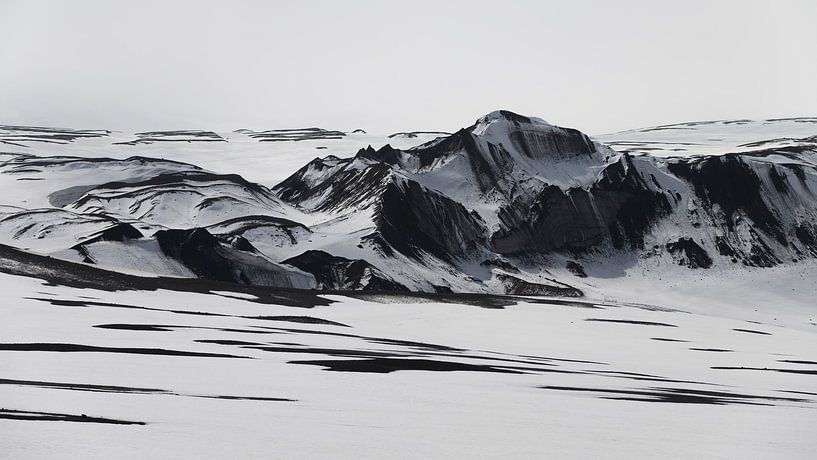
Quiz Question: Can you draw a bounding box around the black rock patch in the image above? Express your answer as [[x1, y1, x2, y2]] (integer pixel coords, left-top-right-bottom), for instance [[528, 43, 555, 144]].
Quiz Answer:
[[665, 238, 713, 269], [496, 274, 583, 297], [283, 250, 408, 291]]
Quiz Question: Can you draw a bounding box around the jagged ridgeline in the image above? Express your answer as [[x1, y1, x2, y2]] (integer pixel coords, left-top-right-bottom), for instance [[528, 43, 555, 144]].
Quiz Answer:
[[1, 111, 816, 294], [274, 111, 817, 277]]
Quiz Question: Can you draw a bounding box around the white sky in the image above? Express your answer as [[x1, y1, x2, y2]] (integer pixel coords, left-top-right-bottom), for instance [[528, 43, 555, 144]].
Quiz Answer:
[[1, 0, 815, 135]]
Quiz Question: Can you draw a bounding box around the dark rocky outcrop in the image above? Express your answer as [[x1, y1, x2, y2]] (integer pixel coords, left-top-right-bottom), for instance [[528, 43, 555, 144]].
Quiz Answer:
[[496, 274, 583, 297], [283, 250, 408, 291], [566, 261, 588, 278], [274, 159, 391, 212], [493, 155, 673, 254], [78, 223, 143, 245], [665, 238, 713, 269], [667, 155, 786, 244], [155, 228, 314, 288], [70, 223, 144, 264], [374, 179, 489, 262]]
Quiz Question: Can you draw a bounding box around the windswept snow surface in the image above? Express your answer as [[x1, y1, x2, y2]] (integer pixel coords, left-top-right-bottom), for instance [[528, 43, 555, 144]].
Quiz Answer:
[[595, 117, 817, 158], [0, 258, 815, 459]]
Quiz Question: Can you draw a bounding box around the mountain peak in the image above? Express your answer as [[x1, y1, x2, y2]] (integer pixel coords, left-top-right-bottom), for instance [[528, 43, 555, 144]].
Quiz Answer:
[[474, 110, 550, 128], [466, 111, 599, 163]]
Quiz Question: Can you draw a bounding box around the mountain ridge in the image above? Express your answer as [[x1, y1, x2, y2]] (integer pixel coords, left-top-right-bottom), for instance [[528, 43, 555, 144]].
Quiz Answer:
[[1, 111, 816, 294]]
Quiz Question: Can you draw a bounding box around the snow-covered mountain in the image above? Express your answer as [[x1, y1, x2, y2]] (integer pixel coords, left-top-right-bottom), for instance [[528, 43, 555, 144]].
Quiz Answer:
[[1, 112, 816, 295], [3, 113, 817, 459]]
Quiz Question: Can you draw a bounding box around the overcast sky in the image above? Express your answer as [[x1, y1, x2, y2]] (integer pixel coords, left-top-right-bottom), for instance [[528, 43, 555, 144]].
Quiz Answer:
[[1, 0, 815, 135]]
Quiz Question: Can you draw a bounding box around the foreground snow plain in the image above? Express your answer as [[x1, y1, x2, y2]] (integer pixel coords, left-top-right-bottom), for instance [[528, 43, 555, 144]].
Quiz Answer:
[[2, 259, 815, 459], [2, 118, 816, 458]]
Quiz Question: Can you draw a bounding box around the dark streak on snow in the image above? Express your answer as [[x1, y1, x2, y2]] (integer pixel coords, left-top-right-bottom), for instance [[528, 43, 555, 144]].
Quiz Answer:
[[0, 343, 252, 359], [0, 378, 294, 402], [733, 328, 772, 335], [712, 366, 817, 375], [585, 318, 678, 327], [0, 408, 145, 425], [540, 386, 811, 406], [289, 357, 525, 374]]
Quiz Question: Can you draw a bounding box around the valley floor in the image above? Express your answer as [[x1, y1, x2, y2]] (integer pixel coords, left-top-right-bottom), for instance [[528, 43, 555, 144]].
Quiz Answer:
[[1, 262, 816, 459]]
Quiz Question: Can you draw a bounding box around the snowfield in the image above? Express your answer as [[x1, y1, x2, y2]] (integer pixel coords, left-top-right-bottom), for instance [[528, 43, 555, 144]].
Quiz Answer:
[[1, 247, 816, 459], [2, 115, 817, 458]]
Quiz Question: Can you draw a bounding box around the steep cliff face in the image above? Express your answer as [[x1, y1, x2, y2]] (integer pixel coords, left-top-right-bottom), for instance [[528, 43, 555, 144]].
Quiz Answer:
[[492, 155, 673, 254], [373, 179, 489, 262], [664, 152, 817, 267]]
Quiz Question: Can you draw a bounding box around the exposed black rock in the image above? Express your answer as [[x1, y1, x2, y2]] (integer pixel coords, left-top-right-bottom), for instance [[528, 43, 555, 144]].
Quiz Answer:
[[355, 144, 401, 165], [481, 257, 520, 273], [154, 228, 314, 288], [68, 223, 145, 263], [493, 155, 672, 254], [374, 179, 489, 262], [665, 238, 713, 269], [496, 274, 583, 297], [215, 234, 259, 253], [275, 159, 390, 212], [77, 223, 143, 245], [566, 261, 588, 277], [795, 223, 817, 256], [282, 250, 408, 291], [667, 155, 786, 244]]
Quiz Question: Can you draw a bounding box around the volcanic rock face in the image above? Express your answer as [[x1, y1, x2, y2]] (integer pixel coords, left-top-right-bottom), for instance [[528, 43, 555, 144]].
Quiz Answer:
[[155, 228, 315, 288], [2, 111, 817, 294], [283, 250, 408, 291], [492, 155, 674, 254], [373, 179, 489, 262]]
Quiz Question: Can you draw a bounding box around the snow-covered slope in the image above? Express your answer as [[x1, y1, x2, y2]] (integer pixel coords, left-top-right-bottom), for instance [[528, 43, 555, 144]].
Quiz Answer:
[[1, 244, 815, 459], [0, 153, 316, 287]]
